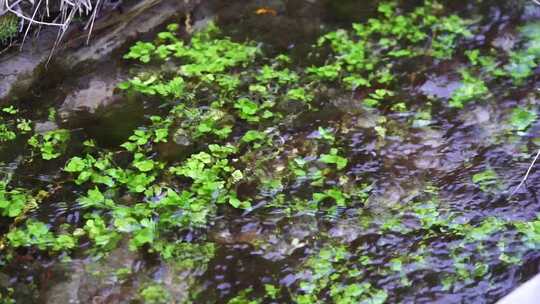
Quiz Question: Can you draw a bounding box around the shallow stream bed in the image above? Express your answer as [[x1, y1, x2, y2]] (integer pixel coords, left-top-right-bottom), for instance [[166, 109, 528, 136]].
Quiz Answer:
[[1, 0, 540, 303]]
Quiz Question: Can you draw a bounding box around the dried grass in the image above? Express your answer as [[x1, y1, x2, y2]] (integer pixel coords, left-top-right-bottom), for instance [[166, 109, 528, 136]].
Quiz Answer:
[[1, 0, 100, 54]]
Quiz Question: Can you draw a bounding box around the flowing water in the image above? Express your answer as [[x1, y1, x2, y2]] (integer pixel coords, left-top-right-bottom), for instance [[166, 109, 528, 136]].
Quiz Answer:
[[1, 0, 540, 303]]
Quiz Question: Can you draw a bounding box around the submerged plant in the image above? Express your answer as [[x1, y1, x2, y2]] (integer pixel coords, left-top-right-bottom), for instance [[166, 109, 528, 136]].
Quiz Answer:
[[0, 182, 33, 218], [449, 70, 488, 108], [28, 129, 70, 160], [509, 107, 537, 132], [139, 284, 171, 304], [472, 169, 500, 192]]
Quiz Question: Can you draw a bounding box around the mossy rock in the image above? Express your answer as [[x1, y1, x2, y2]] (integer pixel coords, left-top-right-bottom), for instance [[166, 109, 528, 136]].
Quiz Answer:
[[0, 13, 19, 44]]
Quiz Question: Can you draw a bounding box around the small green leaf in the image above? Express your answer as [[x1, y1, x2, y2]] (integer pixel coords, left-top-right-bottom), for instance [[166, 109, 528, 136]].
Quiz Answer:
[[65, 157, 87, 172], [509, 108, 537, 131], [133, 160, 155, 172], [241, 130, 265, 143], [472, 169, 497, 184], [79, 187, 105, 208]]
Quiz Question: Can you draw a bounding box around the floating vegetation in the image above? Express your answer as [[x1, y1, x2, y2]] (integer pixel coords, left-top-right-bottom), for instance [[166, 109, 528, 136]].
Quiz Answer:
[[1, 0, 540, 303], [509, 107, 537, 132]]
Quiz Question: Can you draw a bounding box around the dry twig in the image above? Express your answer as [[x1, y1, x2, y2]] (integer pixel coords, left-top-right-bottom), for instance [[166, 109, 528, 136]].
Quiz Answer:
[[510, 149, 540, 198]]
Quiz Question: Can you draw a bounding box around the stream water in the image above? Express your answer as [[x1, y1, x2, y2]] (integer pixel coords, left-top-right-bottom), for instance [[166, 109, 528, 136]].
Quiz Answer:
[[1, 0, 540, 303]]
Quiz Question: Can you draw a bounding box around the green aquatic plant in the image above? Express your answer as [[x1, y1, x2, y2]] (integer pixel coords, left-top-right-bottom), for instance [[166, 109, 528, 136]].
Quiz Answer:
[[257, 65, 299, 85], [0, 288, 15, 304], [1, 106, 17, 115], [293, 244, 388, 304], [449, 70, 488, 108], [472, 169, 499, 192], [28, 129, 70, 160], [515, 216, 540, 248], [313, 0, 472, 96], [16, 119, 31, 132], [313, 188, 349, 207], [430, 14, 473, 59], [505, 51, 537, 82], [505, 21, 540, 83], [64, 153, 116, 186], [84, 215, 121, 251], [120, 22, 258, 98], [139, 284, 171, 304], [0, 124, 16, 142], [509, 107, 537, 132], [170, 146, 250, 210], [264, 284, 279, 300], [123, 41, 156, 63], [241, 130, 267, 148], [78, 187, 114, 209], [118, 76, 185, 98], [317, 127, 335, 143], [227, 289, 260, 304], [0, 106, 30, 143], [287, 87, 314, 103], [7, 220, 78, 251], [363, 89, 394, 107], [307, 63, 342, 81], [465, 50, 505, 77], [464, 217, 506, 242], [319, 148, 348, 170], [234, 98, 261, 122], [0, 182, 33, 218], [413, 201, 447, 230]]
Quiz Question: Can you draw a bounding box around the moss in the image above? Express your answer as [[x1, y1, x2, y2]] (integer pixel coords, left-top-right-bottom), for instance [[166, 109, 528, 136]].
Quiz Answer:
[[0, 13, 19, 44]]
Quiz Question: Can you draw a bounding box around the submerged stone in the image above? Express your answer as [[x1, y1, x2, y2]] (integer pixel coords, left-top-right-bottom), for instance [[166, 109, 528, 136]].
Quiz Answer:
[[34, 121, 59, 133], [46, 240, 140, 304], [419, 75, 461, 99], [59, 78, 118, 117]]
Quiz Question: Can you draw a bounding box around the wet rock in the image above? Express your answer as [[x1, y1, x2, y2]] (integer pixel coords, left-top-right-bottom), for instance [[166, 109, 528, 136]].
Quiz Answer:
[[412, 128, 446, 170], [0, 0, 201, 103], [328, 218, 362, 243], [353, 111, 380, 129], [413, 149, 442, 170], [0, 29, 59, 101], [331, 95, 365, 112], [59, 77, 119, 116], [211, 221, 266, 246], [416, 128, 445, 149], [419, 74, 461, 99], [64, 0, 200, 65], [46, 255, 201, 304], [367, 179, 423, 210], [153, 265, 192, 303], [34, 121, 59, 133], [210, 216, 317, 262], [173, 128, 193, 147], [491, 32, 518, 52], [461, 105, 492, 127], [522, 2, 540, 21], [46, 240, 140, 304], [46, 262, 84, 304], [277, 99, 308, 115], [331, 96, 381, 134]]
